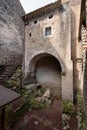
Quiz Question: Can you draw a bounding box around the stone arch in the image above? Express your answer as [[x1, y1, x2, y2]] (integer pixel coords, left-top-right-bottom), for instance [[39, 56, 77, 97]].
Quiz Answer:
[[28, 52, 65, 76], [26, 52, 65, 97]]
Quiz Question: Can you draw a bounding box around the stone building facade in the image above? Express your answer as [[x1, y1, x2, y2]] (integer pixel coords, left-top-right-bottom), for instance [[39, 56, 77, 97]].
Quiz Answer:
[[23, 0, 82, 101], [79, 0, 87, 114], [0, 0, 84, 101]]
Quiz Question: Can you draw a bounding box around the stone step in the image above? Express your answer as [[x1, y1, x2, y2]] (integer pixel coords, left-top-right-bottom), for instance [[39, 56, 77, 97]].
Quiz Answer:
[[0, 65, 20, 82]]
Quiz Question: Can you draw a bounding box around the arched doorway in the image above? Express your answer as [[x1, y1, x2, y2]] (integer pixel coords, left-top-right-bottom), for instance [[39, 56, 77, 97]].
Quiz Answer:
[[34, 55, 62, 98]]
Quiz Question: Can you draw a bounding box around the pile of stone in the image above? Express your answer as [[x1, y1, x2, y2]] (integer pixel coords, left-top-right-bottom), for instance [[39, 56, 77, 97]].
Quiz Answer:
[[35, 88, 51, 103]]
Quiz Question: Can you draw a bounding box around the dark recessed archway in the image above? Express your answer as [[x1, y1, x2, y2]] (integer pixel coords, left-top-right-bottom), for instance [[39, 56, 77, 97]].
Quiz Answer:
[[34, 55, 62, 97]]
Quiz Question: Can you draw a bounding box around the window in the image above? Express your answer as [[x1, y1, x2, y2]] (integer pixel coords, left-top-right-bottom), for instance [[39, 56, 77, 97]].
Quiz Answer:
[[29, 33, 31, 37], [49, 14, 53, 19], [45, 27, 51, 36], [34, 20, 37, 24]]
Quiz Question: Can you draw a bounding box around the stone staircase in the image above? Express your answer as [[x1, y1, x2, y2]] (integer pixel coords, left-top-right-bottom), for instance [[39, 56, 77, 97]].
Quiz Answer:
[[0, 56, 22, 84], [0, 65, 18, 83]]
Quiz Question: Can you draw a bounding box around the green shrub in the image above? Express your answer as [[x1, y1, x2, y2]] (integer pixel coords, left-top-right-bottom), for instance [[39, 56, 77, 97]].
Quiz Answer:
[[62, 100, 76, 116], [29, 98, 51, 110], [77, 92, 87, 129], [9, 102, 30, 126]]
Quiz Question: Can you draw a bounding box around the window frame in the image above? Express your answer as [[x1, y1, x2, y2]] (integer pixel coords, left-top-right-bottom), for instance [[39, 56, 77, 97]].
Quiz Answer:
[[45, 26, 52, 36]]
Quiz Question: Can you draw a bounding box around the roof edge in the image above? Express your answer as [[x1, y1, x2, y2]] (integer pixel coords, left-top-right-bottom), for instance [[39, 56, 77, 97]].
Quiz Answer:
[[22, 0, 61, 22]]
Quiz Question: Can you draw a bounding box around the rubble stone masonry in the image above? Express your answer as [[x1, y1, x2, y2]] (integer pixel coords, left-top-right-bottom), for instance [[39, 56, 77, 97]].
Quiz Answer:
[[0, 0, 25, 65]]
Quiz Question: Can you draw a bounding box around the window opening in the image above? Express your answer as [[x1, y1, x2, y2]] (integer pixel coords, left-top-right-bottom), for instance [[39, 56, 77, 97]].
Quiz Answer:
[[34, 20, 37, 24], [49, 14, 53, 19], [29, 33, 31, 37], [45, 27, 51, 36]]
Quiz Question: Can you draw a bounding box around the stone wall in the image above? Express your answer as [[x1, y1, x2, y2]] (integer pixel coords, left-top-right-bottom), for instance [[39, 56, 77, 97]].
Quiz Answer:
[[0, 0, 25, 65], [70, 0, 83, 103], [24, 2, 73, 101]]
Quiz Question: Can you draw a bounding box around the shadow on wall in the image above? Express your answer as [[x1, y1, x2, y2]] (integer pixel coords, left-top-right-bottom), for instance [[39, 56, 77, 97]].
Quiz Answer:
[[71, 9, 82, 104], [83, 50, 87, 115]]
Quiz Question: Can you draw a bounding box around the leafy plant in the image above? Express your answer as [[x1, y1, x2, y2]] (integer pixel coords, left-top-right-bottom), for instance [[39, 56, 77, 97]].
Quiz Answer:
[[30, 98, 51, 110], [6, 66, 22, 93], [9, 102, 30, 126], [77, 92, 87, 130], [62, 100, 76, 116]]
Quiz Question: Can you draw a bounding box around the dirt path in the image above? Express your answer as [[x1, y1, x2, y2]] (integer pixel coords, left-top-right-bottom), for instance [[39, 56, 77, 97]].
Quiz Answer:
[[12, 100, 62, 130], [11, 100, 77, 130]]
